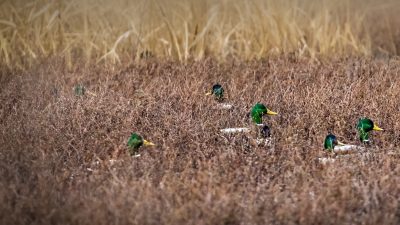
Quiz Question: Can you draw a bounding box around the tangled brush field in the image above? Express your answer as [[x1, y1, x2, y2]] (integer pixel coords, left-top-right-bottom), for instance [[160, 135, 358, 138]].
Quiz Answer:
[[1, 58, 400, 224]]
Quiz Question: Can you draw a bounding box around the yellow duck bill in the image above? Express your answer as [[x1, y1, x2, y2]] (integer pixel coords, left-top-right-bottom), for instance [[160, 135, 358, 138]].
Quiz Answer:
[[373, 124, 383, 131], [143, 140, 155, 146], [267, 110, 278, 115]]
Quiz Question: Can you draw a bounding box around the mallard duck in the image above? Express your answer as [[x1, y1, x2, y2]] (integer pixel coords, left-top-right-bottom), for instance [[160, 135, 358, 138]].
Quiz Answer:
[[220, 103, 277, 147], [220, 103, 277, 133], [323, 133, 362, 153], [319, 134, 349, 164], [250, 103, 278, 124], [74, 84, 97, 96], [206, 84, 233, 109], [324, 133, 345, 150], [357, 118, 383, 143], [251, 103, 277, 144], [323, 118, 383, 152], [206, 84, 224, 100], [127, 133, 155, 156], [319, 118, 384, 164]]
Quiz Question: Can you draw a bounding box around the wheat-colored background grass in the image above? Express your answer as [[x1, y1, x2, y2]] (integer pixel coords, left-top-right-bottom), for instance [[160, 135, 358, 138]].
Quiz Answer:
[[1, 0, 400, 69]]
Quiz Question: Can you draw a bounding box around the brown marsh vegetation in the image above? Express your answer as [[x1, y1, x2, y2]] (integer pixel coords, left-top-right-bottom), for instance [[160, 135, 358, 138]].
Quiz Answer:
[[1, 58, 400, 224]]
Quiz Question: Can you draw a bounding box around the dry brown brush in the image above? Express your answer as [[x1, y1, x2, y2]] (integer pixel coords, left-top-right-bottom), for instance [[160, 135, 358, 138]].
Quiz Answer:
[[1, 58, 400, 224]]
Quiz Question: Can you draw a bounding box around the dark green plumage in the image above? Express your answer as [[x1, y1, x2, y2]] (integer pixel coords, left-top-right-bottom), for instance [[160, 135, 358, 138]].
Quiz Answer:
[[357, 118, 383, 143], [207, 84, 224, 101], [324, 134, 339, 151], [250, 103, 277, 124], [127, 133, 154, 156]]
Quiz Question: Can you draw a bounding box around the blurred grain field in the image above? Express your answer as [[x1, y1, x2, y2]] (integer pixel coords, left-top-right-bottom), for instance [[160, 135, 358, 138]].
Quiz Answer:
[[1, 0, 400, 69], [1, 58, 400, 224]]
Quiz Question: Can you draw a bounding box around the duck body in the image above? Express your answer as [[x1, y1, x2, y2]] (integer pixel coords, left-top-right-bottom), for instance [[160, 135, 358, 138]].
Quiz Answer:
[[324, 133, 364, 154], [333, 144, 364, 153], [319, 134, 356, 164], [254, 124, 272, 146], [217, 103, 233, 109], [220, 127, 251, 133]]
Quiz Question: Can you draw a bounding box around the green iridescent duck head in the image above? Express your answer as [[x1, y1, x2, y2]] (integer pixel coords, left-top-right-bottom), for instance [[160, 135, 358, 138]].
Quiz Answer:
[[250, 103, 277, 124], [127, 133, 155, 155], [206, 84, 224, 101], [324, 134, 345, 151], [357, 118, 383, 143]]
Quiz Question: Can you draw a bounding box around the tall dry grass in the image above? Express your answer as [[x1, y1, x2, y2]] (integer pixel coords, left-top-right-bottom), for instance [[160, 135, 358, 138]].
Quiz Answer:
[[1, 0, 400, 69]]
